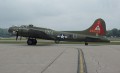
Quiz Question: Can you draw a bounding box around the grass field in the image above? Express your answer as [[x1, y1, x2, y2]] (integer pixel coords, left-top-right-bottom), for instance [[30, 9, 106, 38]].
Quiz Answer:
[[0, 38, 120, 45]]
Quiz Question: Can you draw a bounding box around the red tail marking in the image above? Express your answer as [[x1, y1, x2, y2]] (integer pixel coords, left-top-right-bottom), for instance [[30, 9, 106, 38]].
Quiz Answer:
[[90, 20, 105, 35]]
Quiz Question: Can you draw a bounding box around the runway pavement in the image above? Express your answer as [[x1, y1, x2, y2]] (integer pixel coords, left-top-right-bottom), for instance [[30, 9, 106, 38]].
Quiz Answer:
[[0, 44, 120, 73]]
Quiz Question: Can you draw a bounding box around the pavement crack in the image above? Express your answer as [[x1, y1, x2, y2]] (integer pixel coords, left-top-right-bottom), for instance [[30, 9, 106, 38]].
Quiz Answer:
[[94, 60, 102, 73], [98, 61, 102, 73], [96, 70, 98, 73], [41, 49, 65, 73]]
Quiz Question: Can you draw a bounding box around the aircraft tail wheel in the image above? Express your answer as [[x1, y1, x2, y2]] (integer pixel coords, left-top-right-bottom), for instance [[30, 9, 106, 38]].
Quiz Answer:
[[85, 42, 88, 46], [55, 40, 60, 44]]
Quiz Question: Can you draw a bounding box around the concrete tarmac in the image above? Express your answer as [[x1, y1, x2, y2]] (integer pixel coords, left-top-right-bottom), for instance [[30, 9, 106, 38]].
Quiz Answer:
[[0, 44, 120, 73], [0, 44, 78, 73]]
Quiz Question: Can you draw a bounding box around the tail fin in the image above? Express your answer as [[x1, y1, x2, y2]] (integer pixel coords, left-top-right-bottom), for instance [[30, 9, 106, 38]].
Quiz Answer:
[[83, 18, 106, 36]]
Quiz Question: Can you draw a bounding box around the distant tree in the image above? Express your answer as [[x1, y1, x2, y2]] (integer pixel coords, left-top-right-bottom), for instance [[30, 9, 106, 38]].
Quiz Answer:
[[0, 28, 11, 37], [118, 30, 120, 37], [107, 30, 113, 37], [112, 28, 119, 37], [106, 28, 120, 37]]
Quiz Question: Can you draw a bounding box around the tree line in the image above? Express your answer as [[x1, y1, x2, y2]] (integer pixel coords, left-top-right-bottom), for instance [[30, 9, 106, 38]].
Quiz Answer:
[[107, 28, 120, 37], [0, 28, 10, 37]]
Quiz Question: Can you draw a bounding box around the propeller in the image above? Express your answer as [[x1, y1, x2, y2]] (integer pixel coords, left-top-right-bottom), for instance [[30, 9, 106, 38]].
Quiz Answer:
[[16, 30, 18, 41]]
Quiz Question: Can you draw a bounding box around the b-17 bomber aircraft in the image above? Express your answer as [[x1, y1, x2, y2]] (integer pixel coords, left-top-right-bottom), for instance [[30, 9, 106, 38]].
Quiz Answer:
[[8, 18, 110, 45]]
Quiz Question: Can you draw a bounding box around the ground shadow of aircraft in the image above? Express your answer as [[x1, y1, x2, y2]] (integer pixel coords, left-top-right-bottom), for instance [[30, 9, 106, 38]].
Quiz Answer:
[[8, 18, 110, 45]]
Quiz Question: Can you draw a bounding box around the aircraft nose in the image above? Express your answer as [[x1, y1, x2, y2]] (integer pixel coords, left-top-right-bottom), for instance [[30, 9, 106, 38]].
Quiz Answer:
[[8, 27, 13, 33], [8, 27, 18, 35]]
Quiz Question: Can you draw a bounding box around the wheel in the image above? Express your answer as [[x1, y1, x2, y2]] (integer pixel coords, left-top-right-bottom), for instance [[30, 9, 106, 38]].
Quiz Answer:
[[85, 42, 88, 46], [32, 39, 37, 45], [27, 39, 33, 45], [27, 39, 37, 45]]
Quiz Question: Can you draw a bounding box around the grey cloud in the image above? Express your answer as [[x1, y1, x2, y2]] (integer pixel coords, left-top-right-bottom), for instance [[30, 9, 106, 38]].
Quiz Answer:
[[0, 0, 120, 30]]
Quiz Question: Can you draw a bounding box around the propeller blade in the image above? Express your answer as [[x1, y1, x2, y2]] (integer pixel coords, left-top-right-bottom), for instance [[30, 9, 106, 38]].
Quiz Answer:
[[16, 31, 18, 41]]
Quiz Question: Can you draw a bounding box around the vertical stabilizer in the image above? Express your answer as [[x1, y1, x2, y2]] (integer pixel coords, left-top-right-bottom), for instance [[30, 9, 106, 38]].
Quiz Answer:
[[83, 18, 106, 36]]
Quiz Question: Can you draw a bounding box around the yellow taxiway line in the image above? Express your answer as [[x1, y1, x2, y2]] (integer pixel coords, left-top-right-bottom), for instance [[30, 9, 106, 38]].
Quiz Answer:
[[80, 49, 84, 73], [77, 48, 87, 73]]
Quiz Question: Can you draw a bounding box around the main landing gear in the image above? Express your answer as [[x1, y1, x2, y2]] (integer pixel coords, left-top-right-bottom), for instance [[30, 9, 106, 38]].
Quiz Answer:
[[85, 42, 88, 46], [27, 38, 37, 45]]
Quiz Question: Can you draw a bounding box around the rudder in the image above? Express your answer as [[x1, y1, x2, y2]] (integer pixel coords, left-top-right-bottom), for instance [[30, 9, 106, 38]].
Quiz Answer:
[[83, 18, 106, 36]]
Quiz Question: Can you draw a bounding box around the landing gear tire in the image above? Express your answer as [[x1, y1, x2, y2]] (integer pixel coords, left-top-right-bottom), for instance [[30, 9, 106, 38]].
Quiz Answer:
[[32, 39, 37, 45], [27, 39, 33, 45], [27, 39, 37, 45], [85, 42, 88, 46]]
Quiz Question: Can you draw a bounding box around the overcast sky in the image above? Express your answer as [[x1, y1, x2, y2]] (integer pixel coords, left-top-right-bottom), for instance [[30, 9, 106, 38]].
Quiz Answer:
[[0, 0, 120, 30]]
